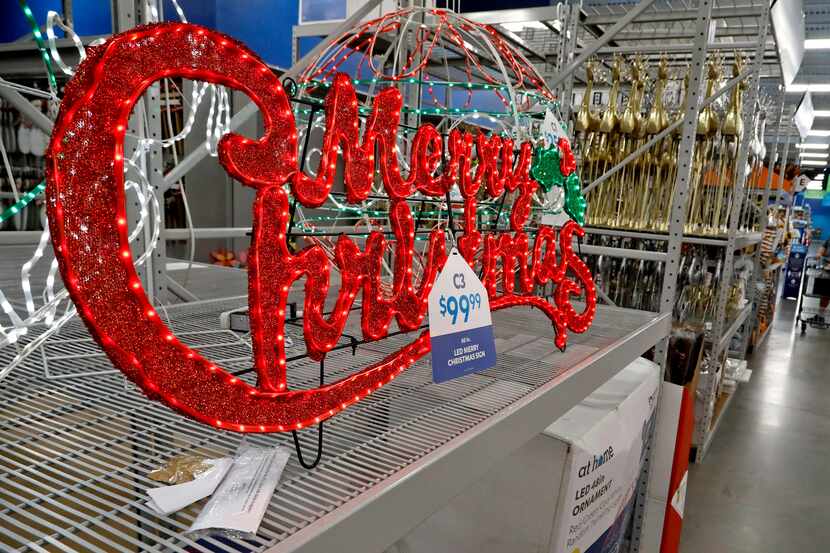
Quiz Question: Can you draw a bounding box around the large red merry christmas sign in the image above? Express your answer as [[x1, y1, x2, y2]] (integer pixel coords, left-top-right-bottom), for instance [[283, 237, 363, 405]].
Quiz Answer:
[[46, 23, 596, 433]]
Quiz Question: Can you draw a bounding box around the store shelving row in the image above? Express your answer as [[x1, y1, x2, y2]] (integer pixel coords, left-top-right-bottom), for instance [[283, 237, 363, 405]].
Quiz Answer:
[[562, 0, 782, 473], [584, 226, 764, 249]]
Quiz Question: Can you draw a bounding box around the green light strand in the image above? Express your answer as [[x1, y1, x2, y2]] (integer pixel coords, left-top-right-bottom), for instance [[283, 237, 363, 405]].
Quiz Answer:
[[17, 0, 58, 95], [0, 182, 46, 223]]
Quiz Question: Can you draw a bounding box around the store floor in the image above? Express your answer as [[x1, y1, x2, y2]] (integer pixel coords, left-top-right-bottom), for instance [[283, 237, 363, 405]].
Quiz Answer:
[[680, 298, 830, 552]]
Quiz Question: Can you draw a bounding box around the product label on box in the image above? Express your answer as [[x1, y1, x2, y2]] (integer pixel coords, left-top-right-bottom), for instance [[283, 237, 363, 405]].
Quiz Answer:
[[552, 367, 659, 553], [428, 249, 496, 383]]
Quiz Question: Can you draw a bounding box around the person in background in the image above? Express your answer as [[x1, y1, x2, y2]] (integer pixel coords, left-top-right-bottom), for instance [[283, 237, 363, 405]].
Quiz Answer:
[[816, 238, 830, 322]]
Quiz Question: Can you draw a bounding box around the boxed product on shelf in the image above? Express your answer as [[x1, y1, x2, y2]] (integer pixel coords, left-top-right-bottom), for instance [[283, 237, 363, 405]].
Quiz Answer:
[[721, 356, 752, 396], [723, 357, 747, 381], [400, 358, 660, 553]]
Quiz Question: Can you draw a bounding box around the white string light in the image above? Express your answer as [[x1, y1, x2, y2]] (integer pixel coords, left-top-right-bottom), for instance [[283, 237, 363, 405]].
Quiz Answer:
[[0, 1, 203, 381], [46, 10, 86, 76]]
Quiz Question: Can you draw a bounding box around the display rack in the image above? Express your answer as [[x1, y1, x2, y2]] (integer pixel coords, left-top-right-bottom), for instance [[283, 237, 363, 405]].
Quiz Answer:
[[291, 0, 783, 549], [555, 0, 780, 473], [0, 2, 673, 553], [0, 1, 786, 552]]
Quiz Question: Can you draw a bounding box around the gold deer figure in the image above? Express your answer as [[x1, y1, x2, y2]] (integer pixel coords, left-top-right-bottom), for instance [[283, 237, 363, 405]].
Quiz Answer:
[[576, 58, 602, 134], [711, 51, 745, 234], [614, 55, 648, 228], [634, 55, 671, 230], [654, 65, 690, 231], [686, 54, 722, 234], [576, 58, 602, 216], [586, 54, 623, 225]]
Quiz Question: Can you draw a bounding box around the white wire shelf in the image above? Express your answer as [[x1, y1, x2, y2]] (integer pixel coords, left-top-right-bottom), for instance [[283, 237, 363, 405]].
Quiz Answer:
[[0, 295, 669, 553]]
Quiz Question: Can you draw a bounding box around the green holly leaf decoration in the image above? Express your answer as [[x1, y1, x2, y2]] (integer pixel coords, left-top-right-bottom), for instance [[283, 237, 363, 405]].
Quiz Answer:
[[530, 145, 564, 192], [564, 172, 587, 225]]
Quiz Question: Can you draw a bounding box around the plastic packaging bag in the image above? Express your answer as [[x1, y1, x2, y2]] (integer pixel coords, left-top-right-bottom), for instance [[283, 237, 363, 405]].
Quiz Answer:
[[148, 454, 215, 484], [188, 438, 290, 539], [147, 457, 233, 515]]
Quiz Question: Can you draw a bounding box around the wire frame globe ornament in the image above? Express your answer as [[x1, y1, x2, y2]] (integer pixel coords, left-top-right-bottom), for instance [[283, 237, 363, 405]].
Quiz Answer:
[[286, 7, 567, 278]]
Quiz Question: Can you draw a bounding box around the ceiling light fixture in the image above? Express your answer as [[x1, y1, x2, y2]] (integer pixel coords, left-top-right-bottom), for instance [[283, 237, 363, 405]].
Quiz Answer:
[[501, 21, 548, 32], [801, 159, 828, 166], [805, 38, 830, 50], [787, 84, 830, 93], [814, 110, 830, 117], [796, 143, 830, 150], [808, 129, 830, 137], [800, 152, 829, 159]]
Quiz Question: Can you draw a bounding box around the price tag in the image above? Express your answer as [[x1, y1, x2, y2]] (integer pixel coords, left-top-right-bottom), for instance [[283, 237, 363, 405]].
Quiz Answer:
[[541, 108, 568, 146], [428, 248, 497, 383]]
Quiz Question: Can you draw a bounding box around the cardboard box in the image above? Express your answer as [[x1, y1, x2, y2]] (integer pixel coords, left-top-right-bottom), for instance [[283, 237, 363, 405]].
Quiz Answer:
[[400, 357, 661, 553]]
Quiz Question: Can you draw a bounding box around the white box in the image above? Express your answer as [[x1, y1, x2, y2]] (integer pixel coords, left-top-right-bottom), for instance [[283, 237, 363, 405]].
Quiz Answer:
[[398, 357, 660, 553]]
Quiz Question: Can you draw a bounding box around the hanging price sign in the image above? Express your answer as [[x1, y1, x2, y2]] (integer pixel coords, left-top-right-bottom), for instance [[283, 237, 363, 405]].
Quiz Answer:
[[428, 248, 497, 383]]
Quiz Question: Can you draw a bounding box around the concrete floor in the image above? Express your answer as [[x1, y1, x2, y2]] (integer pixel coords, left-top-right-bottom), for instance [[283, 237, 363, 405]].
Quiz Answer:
[[680, 297, 830, 552]]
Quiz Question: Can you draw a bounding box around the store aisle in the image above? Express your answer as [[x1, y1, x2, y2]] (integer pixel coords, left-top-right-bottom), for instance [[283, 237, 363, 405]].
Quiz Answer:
[[680, 299, 830, 552]]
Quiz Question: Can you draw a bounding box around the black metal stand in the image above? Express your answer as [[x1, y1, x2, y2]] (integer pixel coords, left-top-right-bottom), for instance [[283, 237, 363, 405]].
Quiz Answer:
[[291, 357, 326, 470]]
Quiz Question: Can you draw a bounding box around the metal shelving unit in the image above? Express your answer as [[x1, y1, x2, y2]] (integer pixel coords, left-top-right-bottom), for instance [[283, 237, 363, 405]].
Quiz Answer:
[[689, 92, 794, 465], [0, 263, 670, 553], [0, 1, 677, 553], [290, 0, 783, 549], [0, 0, 790, 552], [555, 0, 781, 477]]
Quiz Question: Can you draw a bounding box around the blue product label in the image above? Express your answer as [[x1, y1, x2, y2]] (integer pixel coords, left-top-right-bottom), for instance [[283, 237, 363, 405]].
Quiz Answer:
[[430, 324, 497, 383]]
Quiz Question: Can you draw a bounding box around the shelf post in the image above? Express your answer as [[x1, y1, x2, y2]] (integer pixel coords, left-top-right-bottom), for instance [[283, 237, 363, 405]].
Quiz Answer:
[[633, 1, 715, 550], [558, 0, 581, 128], [653, 0, 714, 362], [710, 16, 769, 359]]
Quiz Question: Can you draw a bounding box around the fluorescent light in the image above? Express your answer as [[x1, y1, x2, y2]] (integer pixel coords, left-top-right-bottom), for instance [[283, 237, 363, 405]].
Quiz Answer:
[[808, 129, 830, 136], [807, 180, 824, 190], [796, 143, 830, 149], [787, 84, 830, 93], [815, 110, 830, 117], [806, 38, 830, 50], [800, 152, 829, 159], [501, 21, 547, 32], [801, 159, 827, 166]]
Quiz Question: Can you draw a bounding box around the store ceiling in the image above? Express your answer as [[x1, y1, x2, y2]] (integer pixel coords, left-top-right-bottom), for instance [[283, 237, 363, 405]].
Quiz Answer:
[[574, 0, 830, 148], [797, 0, 830, 142]]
